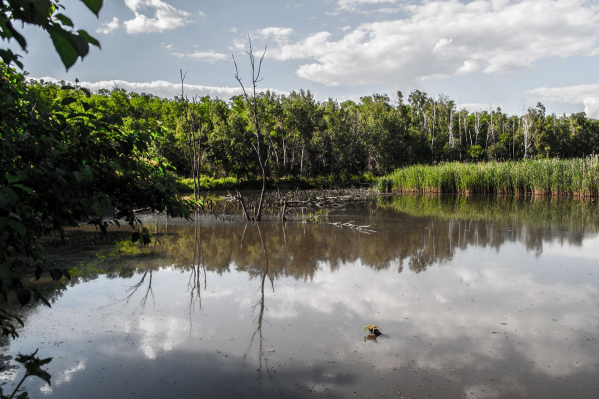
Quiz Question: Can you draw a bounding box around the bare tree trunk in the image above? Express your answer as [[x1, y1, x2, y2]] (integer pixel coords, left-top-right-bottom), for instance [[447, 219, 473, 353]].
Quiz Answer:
[[522, 111, 534, 159], [180, 70, 202, 201], [431, 101, 436, 162], [473, 111, 482, 146], [448, 109, 454, 150], [233, 36, 269, 221]]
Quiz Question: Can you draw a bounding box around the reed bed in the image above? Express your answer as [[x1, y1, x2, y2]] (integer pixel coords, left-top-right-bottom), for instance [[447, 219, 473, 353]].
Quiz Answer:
[[384, 156, 599, 197]]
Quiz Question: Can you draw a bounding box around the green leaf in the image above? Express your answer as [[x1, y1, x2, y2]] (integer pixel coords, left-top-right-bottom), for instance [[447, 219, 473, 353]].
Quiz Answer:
[[13, 184, 35, 194], [24, 361, 52, 385], [71, 32, 91, 56], [6, 172, 20, 184], [80, 87, 92, 97], [16, 170, 28, 181], [0, 187, 18, 207], [35, 266, 43, 281], [40, 296, 52, 308], [49, 269, 63, 281], [131, 232, 140, 243], [16, 288, 32, 306], [77, 30, 101, 49], [73, 171, 84, 183], [61, 97, 77, 106], [53, 168, 66, 179], [80, 0, 103, 16], [62, 269, 72, 280], [48, 28, 79, 70], [8, 220, 26, 237], [55, 13, 74, 27]]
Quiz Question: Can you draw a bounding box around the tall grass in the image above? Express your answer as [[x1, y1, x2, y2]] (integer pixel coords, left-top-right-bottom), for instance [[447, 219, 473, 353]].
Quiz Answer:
[[176, 173, 376, 192], [177, 176, 240, 192], [383, 156, 599, 197]]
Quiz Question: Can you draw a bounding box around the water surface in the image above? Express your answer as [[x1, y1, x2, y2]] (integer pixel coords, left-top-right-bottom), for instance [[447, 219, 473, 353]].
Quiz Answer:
[[3, 195, 599, 398]]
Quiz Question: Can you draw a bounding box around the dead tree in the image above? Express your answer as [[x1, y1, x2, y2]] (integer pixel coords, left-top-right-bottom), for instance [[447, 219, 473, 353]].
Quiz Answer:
[[473, 111, 483, 146], [180, 70, 202, 201], [522, 109, 534, 159], [233, 36, 269, 221]]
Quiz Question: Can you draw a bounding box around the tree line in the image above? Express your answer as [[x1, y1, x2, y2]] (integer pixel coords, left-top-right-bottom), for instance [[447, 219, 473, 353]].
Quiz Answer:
[[28, 81, 599, 181]]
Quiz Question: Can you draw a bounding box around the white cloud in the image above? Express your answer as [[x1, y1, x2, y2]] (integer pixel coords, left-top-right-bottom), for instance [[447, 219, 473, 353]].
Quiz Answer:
[[229, 27, 238, 33], [30, 77, 287, 100], [455, 60, 480, 75], [528, 83, 599, 118], [268, 0, 599, 87], [337, 0, 399, 12], [431, 38, 452, 54], [172, 50, 228, 63], [96, 17, 120, 34], [198, 10, 207, 17], [123, 0, 191, 34], [258, 27, 294, 44]]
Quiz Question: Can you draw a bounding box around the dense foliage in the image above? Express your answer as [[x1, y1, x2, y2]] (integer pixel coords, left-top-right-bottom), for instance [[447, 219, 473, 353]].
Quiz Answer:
[[0, 64, 198, 395], [24, 84, 599, 184], [1, 64, 196, 314]]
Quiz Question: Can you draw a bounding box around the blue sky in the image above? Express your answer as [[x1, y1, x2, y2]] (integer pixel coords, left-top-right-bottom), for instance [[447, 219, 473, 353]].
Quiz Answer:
[[14, 0, 599, 117]]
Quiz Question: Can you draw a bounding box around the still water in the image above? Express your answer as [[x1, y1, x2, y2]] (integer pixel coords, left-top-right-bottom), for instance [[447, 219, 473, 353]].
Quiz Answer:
[[3, 195, 599, 398]]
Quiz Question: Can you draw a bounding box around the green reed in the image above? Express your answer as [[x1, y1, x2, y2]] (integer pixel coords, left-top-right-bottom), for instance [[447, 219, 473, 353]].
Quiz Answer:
[[383, 156, 599, 196]]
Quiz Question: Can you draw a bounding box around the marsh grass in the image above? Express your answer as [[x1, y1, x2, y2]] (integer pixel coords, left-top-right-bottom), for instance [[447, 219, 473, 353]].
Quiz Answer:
[[383, 156, 599, 197], [176, 174, 376, 193]]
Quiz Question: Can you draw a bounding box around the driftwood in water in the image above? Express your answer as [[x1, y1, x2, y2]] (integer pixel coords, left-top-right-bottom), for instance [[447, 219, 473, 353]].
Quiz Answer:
[[226, 190, 252, 221], [330, 221, 377, 233], [278, 188, 373, 219], [222, 187, 374, 221]]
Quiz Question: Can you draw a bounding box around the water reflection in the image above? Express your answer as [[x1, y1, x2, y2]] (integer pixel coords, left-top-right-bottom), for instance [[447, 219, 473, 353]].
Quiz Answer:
[[4, 195, 599, 398], [82, 195, 598, 277], [243, 223, 274, 382]]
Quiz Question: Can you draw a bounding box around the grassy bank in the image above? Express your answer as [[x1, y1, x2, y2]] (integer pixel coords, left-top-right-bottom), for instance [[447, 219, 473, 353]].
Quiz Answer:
[[176, 174, 375, 193], [381, 156, 599, 197]]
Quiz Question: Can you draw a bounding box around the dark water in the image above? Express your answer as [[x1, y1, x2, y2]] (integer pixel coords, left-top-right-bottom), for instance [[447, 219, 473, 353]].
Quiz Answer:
[[3, 195, 599, 398]]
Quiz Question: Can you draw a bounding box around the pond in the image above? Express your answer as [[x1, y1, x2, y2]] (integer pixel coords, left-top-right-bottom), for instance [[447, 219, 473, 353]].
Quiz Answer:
[[2, 194, 599, 398]]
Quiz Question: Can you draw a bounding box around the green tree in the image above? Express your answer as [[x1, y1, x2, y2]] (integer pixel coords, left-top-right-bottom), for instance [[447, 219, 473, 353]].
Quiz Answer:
[[1, 1, 199, 395]]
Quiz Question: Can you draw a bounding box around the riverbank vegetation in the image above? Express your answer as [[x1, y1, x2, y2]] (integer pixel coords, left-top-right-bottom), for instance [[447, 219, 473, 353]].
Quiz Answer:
[[25, 81, 599, 191], [4, 0, 597, 396], [384, 156, 599, 196]]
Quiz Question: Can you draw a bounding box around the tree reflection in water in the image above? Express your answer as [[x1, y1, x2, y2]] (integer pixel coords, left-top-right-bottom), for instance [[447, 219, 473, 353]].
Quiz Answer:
[[123, 268, 155, 309], [242, 223, 274, 383], [188, 214, 207, 334]]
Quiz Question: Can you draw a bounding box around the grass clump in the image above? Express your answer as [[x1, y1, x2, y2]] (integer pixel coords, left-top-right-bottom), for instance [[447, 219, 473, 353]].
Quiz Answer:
[[176, 173, 376, 192], [176, 176, 240, 192], [381, 156, 599, 197]]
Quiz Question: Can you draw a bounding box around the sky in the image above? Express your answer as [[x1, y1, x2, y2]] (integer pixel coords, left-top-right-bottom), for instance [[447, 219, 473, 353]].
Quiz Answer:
[[11, 0, 599, 117]]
